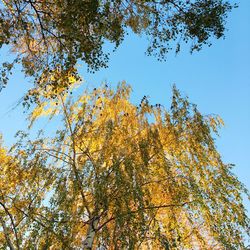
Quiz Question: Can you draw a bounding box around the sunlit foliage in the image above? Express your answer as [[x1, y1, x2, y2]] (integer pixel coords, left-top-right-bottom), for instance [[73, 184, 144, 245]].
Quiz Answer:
[[0, 134, 54, 249], [1, 83, 249, 249], [0, 0, 234, 93]]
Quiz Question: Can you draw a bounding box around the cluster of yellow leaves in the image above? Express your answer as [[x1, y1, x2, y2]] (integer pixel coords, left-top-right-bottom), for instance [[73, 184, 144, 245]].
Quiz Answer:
[[0, 144, 22, 195]]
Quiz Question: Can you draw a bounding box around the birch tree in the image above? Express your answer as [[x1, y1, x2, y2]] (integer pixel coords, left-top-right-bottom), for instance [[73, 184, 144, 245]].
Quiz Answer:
[[1, 83, 249, 249], [0, 0, 234, 95]]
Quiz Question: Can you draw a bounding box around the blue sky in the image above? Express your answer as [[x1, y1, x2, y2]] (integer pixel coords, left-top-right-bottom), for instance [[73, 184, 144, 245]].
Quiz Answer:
[[0, 0, 249, 223]]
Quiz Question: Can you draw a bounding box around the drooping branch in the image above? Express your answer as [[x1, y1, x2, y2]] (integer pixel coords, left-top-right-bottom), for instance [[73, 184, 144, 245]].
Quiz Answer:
[[97, 201, 194, 232]]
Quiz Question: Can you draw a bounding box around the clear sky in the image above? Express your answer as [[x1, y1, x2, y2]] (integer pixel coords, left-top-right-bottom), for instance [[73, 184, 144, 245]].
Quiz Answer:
[[0, 0, 249, 224]]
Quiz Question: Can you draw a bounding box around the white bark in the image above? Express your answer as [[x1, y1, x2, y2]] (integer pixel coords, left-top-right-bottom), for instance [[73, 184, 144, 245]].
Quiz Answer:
[[82, 216, 99, 249]]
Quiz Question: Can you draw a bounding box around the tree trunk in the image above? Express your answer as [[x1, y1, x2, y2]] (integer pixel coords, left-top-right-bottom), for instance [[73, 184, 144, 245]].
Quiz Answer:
[[82, 216, 99, 249]]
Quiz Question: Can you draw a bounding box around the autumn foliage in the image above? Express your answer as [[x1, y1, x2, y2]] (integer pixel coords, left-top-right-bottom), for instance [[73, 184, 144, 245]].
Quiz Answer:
[[0, 0, 249, 249], [0, 0, 234, 94], [0, 83, 249, 249]]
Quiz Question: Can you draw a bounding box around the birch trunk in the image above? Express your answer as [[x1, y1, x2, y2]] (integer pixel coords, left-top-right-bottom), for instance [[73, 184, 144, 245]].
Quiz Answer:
[[82, 216, 99, 249]]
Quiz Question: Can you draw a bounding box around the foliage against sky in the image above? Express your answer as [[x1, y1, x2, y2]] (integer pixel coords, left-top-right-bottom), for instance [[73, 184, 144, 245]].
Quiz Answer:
[[0, 0, 249, 249], [0, 0, 234, 96], [0, 83, 249, 249]]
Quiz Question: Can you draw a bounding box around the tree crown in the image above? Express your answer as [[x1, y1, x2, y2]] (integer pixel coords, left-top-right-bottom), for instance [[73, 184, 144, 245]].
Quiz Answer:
[[1, 83, 249, 249], [0, 0, 234, 95]]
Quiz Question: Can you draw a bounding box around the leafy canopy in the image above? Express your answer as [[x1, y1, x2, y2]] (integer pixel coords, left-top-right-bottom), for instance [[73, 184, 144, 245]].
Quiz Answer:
[[0, 0, 234, 94], [0, 83, 249, 249]]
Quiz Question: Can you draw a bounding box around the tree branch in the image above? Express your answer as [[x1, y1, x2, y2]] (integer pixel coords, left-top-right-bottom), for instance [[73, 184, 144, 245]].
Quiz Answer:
[[0, 216, 15, 250], [97, 201, 193, 231], [0, 201, 20, 250]]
